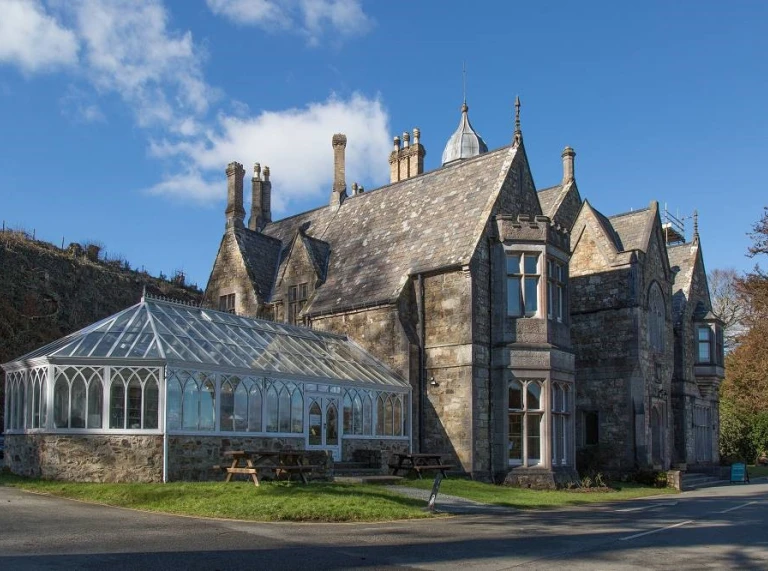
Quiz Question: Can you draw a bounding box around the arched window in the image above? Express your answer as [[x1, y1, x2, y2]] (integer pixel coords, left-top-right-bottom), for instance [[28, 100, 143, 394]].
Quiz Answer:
[[265, 383, 279, 432], [648, 283, 665, 352], [111, 367, 161, 430], [199, 376, 215, 431], [248, 382, 262, 432], [53, 375, 68, 428]]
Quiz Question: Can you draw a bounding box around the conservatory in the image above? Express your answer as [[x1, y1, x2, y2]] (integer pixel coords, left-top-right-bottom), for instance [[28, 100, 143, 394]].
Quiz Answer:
[[2, 294, 411, 482]]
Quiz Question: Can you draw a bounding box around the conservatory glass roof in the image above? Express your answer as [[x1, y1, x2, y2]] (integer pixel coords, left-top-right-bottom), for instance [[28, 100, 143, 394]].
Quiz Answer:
[[6, 296, 408, 389]]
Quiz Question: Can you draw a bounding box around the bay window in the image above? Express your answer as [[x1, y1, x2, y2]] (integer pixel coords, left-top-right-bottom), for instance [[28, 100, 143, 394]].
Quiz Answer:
[[507, 253, 540, 317]]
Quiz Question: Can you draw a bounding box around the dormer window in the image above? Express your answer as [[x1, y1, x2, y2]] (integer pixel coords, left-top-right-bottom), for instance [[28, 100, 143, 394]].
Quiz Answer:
[[288, 283, 308, 325], [219, 293, 235, 314], [507, 253, 540, 317]]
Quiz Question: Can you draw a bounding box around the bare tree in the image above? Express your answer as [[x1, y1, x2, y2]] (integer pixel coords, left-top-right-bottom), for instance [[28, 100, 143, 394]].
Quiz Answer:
[[708, 268, 748, 350]]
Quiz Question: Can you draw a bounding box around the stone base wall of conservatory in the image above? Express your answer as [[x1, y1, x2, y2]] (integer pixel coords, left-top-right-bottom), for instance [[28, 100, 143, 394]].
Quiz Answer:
[[3, 433, 163, 482], [342, 438, 409, 471], [167, 435, 306, 481]]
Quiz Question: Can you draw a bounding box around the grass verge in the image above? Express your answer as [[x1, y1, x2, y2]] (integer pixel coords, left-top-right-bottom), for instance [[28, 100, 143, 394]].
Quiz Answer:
[[747, 465, 768, 478], [0, 473, 432, 522], [400, 478, 677, 509]]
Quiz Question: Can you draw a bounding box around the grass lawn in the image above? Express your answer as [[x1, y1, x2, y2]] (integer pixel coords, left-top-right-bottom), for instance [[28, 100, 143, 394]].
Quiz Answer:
[[401, 478, 677, 509], [748, 465, 768, 478], [0, 472, 432, 523]]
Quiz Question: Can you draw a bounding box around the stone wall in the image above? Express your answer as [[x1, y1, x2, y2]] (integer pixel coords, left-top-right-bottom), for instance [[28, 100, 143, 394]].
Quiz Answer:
[[203, 230, 260, 317], [342, 438, 409, 471], [4, 433, 163, 482]]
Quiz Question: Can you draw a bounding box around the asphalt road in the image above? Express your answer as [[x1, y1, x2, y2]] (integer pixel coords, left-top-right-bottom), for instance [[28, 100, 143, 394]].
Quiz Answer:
[[0, 481, 766, 570]]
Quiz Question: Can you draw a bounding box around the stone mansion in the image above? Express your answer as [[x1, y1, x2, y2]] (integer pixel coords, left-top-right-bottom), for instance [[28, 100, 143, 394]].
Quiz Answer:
[[202, 98, 724, 486]]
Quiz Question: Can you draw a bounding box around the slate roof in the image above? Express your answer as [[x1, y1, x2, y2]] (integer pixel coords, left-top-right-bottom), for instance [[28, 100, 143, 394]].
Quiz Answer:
[[235, 229, 283, 299], [537, 184, 562, 218], [260, 145, 516, 315], [667, 241, 698, 320], [609, 208, 654, 253]]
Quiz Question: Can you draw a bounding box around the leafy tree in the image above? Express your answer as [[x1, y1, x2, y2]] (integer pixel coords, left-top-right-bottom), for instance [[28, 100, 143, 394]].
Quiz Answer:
[[719, 207, 768, 462]]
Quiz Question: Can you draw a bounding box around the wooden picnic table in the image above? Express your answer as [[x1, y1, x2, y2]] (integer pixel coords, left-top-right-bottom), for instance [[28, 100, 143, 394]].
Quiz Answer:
[[218, 449, 319, 486], [389, 452, 454, 479]]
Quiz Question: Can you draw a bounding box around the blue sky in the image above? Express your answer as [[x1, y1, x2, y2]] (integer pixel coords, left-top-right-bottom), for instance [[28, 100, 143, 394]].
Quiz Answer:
[[1, 0, 766, 289]]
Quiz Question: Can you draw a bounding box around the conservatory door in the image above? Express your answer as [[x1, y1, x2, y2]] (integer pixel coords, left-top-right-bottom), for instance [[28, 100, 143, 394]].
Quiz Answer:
[[306, 395, 341, 461]]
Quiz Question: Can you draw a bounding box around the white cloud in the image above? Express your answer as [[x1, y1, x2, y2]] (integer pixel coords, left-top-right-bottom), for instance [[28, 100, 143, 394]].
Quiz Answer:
[[69, 0, 215, 129], [144, 168, 221, 203], [0, 0, 79, 73], [148, 93, 390, 212], [205, 0, 371, 44]]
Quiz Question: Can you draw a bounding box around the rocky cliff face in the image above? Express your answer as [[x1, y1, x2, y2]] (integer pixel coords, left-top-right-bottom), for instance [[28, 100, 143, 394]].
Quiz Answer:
[[0, 231, 203, 428]]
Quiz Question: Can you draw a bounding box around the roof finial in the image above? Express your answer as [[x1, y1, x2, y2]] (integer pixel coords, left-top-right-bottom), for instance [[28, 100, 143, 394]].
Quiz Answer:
[[513, 95, 522, 145], [462, 61, 467, 106], [693, 209, 699, 241]]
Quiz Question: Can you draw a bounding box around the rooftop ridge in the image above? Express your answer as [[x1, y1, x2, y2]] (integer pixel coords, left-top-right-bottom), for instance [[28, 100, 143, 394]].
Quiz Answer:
[[608, 206, 652, 219], [264, 145, 513, 229], [142, 291, 201, 308]]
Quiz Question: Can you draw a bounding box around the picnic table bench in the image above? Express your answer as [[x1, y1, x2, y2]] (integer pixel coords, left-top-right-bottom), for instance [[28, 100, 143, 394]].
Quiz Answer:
[[389, 453, 454, 479], [218, 450, 319, 486]]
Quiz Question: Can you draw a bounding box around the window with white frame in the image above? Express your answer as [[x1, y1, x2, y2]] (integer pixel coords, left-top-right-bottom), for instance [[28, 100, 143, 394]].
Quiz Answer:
[[648, 283, 665, 352], [109, 367, 160, 430], [27, 367, 48, 429], [264, 379, 303, 433], [507, 253, 540, 317], [6, 370, 26, 430], [53, 366, 103, 429], [547, 258, 567, 322], [376, 392, 407, 436], [220, 375, 263, 432], [343, 389, 374, 435], [166, 370, 215, 431], [551, 383, 571, 465], [508, 379, 544, 465]]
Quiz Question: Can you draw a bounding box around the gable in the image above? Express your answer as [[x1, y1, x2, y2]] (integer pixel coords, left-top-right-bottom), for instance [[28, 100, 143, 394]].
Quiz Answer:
[[275, 232, 323, 294], [570, 222, 618, 275], [204, 230, 261, 315]]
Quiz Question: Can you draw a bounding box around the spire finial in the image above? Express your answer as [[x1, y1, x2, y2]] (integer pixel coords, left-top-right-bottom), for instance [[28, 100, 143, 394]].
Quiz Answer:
[[462, 61, 467, 106], [693, 209, 699, 240], [513, 95, 522, 145]]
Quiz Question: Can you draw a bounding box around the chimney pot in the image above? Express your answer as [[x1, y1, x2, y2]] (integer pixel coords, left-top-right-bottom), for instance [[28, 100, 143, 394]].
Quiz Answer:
[[402, 131, 410, 148], [413, 128, 420, 145], [393, 135, 401, 151]]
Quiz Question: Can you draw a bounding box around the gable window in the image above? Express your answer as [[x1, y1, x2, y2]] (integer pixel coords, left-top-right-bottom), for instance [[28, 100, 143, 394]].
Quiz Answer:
[[547, 259, 567, 322], [508, 379, 544, 466], [288, 282, 308, 325], [219, 293, 235, 314], [507, 253, 540, 317]]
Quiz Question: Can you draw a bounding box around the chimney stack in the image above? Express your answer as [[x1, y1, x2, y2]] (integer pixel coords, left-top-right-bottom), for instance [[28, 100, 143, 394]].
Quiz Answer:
[[249, 163, 272, 231], [330, 133, 347, 209], [225, 161, 245, 229], [561, 146, 575, 184], [388, 128, 426, 183]]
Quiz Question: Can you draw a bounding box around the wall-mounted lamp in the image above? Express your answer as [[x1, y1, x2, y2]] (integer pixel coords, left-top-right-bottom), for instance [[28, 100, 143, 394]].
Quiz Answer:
[[429, 376, 439, 387]]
